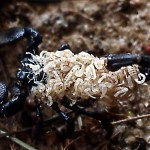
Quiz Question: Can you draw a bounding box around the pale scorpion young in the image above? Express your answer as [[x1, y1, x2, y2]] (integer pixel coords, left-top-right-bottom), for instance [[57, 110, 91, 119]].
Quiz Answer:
[[0, 27, 150, 137]]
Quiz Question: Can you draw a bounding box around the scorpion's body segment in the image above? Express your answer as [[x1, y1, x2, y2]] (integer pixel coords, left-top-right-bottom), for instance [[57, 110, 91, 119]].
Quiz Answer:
[[24, 49, 146, 106]]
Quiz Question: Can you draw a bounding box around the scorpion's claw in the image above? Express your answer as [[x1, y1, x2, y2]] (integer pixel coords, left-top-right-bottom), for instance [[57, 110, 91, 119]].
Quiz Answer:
[[0, 83, 27, 118]]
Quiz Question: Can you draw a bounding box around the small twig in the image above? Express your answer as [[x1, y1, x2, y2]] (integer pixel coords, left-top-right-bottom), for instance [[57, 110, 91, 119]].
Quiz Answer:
[[112, 113, 150, 125], [62, 9, 94, 22], [64, 136, 82, 150], [0, 127, 31, 138], [0, 130, 37, 150]]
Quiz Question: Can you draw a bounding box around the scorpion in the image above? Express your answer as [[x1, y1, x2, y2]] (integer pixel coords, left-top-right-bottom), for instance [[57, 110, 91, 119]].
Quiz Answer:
[[0, 27, 150, 137]]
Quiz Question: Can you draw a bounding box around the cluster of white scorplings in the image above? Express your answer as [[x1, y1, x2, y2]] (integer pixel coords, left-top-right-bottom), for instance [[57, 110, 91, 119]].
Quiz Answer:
[[26, 49, 146, 106]]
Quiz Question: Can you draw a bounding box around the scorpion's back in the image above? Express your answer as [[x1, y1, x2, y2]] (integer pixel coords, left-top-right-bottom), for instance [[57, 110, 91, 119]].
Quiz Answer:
[[26, 49, 146, 106]]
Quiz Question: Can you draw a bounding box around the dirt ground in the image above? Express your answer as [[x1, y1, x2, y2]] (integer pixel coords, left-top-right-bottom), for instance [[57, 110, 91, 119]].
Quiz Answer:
[[0, 0, 150, 149]]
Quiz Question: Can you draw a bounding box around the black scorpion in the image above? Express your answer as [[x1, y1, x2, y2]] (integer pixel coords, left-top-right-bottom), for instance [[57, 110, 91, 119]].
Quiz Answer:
[[0, 27, 150, 137]]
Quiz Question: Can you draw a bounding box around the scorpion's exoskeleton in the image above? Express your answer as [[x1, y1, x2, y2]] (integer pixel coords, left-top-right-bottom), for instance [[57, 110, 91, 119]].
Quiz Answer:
[[0, 27, 150, 138]]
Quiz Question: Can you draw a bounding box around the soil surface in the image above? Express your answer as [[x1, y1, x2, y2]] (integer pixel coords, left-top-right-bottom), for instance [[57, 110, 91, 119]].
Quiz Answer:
[[0, 0, 150, 149]]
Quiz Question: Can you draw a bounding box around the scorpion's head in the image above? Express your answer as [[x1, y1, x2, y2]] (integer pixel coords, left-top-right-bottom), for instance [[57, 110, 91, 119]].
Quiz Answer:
[[16, 51, 47, 90], [17, 67, 35, 88]]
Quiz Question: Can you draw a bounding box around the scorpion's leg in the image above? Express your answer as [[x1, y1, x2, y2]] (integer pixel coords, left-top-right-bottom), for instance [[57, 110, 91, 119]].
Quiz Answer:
[[33, 103, 43, 138], [57, 43, 71, 51], [51, 102, 75, 136], [0, 27, 42, 55], [36, 103, 43, 128], [0, 82, 27, 118], [61, 98, 113, 138]]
